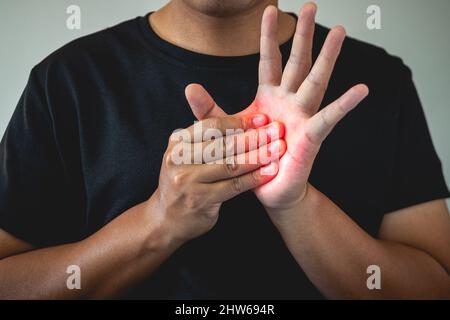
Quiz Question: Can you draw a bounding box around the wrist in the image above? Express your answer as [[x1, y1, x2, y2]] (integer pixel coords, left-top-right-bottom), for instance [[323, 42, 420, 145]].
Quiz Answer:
[[266, 183, 314, 228], [141, 190, 185, 253]]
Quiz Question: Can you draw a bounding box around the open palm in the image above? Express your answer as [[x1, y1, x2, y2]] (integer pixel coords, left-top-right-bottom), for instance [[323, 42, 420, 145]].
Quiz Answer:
[[185, 4, 368, 211]]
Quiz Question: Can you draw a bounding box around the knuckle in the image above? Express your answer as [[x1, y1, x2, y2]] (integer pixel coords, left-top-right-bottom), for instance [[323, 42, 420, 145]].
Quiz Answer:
[[320, 108, 331, 128], [169, 131, 178, 142], [302, 129, 316, 145], [163, 151, 174, 168], [305, 56, 313, 67], [248, 128, 259, 145], [250, 170, 261, 186], [207, 118, 221, 130], [307, 72, 321, 86], [171, 171, 188, 187], [288, 52, 301, 64], [224, 135, 235, 157], [288, 53, 310, 68], [294, 94, 307, 109], [184, 192, 203, 210], [231, 177, 243, 193], [336, 97, 347, 114], [169, 129, 187, 143], [239, 116, 247, 130], [260, 52, 278, 62], [221, 136, 229, 157], [224, 159, 239, 175], [307, 72, 326, 91]]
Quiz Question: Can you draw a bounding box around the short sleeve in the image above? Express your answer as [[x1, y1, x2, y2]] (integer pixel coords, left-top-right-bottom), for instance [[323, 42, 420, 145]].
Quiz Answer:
[[384, 65, 450, 214], [0, 68, 81, 246]]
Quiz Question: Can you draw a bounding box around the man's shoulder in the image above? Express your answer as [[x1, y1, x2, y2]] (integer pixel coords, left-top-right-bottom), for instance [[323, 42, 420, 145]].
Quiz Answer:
[[33, 16, 144, 77], [314, 24, 412, 112], [315, 24, 409, 83]]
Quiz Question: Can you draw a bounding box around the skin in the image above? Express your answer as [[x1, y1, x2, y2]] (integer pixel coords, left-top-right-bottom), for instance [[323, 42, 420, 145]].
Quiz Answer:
[[186, 3, 450, 298], [150, 0, 296, 56], [0, 0, 449, 299], [0, 114, 285, 298], [187, 4, 369, 211]]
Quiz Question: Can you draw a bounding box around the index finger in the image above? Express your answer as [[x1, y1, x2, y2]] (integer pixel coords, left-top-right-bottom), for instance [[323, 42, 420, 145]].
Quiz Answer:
[[172, 114, 269, 143]]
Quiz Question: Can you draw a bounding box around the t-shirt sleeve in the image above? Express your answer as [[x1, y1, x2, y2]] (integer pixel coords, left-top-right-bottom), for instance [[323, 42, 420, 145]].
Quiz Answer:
[[0, 67, 79, 246], [384, 64, 450, 214]]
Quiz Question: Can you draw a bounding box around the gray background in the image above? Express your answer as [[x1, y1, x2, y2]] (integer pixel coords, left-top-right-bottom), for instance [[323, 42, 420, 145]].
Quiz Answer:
[[1, 0, 449, 206]]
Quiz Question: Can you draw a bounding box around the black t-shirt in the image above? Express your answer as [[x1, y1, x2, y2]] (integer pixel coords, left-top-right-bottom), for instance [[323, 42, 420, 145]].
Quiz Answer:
[[0, 14, 448, 299]]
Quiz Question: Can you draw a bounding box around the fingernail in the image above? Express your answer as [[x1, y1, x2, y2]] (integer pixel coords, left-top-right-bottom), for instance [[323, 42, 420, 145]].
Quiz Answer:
[[252, 115, 267, 127]]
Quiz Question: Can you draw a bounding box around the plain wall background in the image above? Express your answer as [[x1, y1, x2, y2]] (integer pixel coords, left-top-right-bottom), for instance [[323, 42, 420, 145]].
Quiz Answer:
[[1, 0, 449, 206]]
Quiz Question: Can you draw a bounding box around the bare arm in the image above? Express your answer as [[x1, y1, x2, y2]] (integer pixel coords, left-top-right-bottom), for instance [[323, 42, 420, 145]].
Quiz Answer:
[[269, 187, 450, 299], [0, 114, 283, 299], [0, 200, 179, 299], [166, 3, 450, 299]]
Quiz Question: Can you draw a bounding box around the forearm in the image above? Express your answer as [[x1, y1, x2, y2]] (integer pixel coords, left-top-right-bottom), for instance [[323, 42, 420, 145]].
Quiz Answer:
[[0, 198, 181, 299], [269, 184, 450, 299]]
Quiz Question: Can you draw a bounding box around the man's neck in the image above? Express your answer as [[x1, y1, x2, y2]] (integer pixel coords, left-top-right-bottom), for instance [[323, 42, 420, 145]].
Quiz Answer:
[[149, 1, 296, 56]]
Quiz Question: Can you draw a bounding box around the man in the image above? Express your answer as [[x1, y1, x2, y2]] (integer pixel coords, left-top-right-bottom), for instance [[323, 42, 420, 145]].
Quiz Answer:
[[0, 0, 449, 299]]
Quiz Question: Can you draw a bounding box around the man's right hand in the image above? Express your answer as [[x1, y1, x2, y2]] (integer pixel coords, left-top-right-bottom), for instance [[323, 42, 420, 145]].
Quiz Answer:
[[0, 113, 286, 299], [149, 114, 286, 243]]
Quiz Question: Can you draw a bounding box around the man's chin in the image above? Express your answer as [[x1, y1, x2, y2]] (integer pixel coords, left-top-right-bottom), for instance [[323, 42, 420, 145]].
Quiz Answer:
[[180, 0, 267, 18]]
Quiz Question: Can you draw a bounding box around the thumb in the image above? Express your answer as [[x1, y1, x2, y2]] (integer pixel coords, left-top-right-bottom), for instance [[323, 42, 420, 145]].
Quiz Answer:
[[185, 83, 228, 120]]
